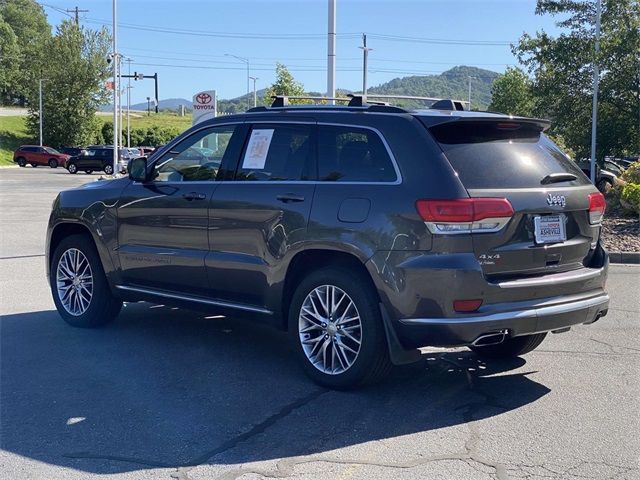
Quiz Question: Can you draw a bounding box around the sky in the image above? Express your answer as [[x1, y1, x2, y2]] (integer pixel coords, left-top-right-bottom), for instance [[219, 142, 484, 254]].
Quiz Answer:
[[39, 0, 565, 105]]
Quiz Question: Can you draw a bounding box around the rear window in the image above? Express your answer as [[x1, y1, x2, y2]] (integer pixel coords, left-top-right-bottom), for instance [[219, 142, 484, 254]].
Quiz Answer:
[[428, 121, 589, 189]]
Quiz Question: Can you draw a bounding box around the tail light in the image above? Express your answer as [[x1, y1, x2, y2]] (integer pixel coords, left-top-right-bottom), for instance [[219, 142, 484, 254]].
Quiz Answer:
[[454, 299, 483, 313], [588, 192, 606, 225], [416, 198, 514, 234]]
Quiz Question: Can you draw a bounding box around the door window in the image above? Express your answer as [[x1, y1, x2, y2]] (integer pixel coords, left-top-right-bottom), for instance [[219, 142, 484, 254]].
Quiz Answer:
[[153, 125, 237, 182], [317, 125, 397, 182], [236, 125, 314, 181]]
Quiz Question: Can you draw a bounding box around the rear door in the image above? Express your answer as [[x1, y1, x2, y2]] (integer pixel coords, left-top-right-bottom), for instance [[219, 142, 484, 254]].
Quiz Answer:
[[207, 122, 316, 310], [427, 119, 600, 278]]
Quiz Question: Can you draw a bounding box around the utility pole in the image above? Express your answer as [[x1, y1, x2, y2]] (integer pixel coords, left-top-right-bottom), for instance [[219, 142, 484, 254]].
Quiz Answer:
[[146, 97, 151, 116], [66, 6, 88, 26], [249, 76, 258, 107], [589, 0, 602, 184], [359, 33, 372, 100], [111, 0, 118, 176], [327, 0, 336, 104], [38, 79, 46, 146]]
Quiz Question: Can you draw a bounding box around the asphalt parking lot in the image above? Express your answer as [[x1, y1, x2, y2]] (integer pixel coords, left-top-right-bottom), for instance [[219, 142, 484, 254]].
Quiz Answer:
[[1, 166, 639, 480]]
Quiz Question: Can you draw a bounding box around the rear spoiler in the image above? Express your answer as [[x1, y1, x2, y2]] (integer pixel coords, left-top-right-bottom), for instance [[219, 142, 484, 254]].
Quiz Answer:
[[418, 114, 551, 132]]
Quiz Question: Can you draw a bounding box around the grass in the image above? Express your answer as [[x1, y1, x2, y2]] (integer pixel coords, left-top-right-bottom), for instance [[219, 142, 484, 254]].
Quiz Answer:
[[0, 116, 35, 166], [0, 112, 193, 166]]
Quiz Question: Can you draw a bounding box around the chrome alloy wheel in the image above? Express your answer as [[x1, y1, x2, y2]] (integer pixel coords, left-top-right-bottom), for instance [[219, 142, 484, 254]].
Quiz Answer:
[[298, 285, 362, 375], [56, 248, 93, 316]]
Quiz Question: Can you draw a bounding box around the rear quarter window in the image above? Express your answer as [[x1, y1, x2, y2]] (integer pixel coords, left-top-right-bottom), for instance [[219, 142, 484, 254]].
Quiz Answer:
[[428, 121, 590, 189]]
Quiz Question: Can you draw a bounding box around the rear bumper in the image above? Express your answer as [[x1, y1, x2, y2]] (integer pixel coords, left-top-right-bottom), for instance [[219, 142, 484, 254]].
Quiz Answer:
[[397, 290, 609, 347]]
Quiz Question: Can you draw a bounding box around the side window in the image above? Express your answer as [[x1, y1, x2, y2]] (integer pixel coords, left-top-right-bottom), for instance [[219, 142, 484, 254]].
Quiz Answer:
[[317, 125, 397, 182], [236, 125, 313, 181], [153, 125, 237, 182]]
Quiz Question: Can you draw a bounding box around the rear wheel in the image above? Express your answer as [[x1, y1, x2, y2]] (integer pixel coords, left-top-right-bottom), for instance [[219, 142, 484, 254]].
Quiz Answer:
[[50, 234, 122, 328], [104, 164, 114, 175], [17, 157, 26, 167], [288, 267, 392, 389], [470, 333, 547, 359], [48, 158, 58, 168], [67, 163, 78, 174]]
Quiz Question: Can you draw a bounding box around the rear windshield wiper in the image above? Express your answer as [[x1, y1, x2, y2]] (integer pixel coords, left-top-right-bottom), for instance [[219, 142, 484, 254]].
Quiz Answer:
[[541, 173, 578, 185]]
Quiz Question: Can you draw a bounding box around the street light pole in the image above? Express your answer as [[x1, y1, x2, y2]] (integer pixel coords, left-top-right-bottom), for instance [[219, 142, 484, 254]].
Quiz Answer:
[[589, 0, 602, 184], [111, 0, 118, 176], [467, 76, 477, 110], [249, 76, 258, 107], [327, 0, 336, 104], [126, 57, 132, 147], [38, 79, 46, 146], [225, 53, 250, 111]]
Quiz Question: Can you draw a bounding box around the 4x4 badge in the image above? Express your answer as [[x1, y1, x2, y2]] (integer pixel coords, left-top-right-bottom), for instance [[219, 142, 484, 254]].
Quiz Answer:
[[547, 193, 566, 207]]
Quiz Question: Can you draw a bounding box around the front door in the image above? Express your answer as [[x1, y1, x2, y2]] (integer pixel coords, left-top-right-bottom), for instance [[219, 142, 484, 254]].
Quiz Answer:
[[117, 124, 241, 296], [207, 122, 316, 311]]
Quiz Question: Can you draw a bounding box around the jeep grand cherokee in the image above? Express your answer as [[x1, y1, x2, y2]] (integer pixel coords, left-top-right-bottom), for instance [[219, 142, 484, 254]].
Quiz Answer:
[[46, 98, 609, 389]]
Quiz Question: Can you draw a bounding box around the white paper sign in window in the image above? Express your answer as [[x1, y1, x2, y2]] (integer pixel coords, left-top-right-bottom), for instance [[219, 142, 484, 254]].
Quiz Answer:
[[242, 129, 274, 169]]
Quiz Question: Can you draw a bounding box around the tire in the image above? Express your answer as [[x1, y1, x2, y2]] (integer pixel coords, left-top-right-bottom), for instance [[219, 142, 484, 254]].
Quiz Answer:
[[288, 266, 392, 389], [469, 333, 547, 359], [50, 234, 122, 328], [67, 163, 78, 174], [16, 157, 26, 167], [30, 163, 38, 168], [48, 158, 58, 168], [84, 170, 93, 175], [104, 164, 114, 175]]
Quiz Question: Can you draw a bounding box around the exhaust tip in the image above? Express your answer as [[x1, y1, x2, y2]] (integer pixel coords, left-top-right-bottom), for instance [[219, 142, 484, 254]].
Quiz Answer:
[[472, 330, 508, 347]]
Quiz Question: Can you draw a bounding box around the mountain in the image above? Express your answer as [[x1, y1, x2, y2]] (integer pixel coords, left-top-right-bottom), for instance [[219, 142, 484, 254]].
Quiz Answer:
[[101, 66, 500, 113], [366, 66, 499, 109], [100, 97, 191, 112]]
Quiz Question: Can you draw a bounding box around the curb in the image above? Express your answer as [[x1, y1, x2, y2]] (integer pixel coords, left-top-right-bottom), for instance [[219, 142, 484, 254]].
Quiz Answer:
[[0, 165, 19, 169], [609, 251, 640, 264]]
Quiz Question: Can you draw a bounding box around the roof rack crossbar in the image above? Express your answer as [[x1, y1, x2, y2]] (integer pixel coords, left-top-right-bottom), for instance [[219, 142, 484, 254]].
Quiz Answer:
[[270, 95, 351, 107], [362, 94, 470, 106]]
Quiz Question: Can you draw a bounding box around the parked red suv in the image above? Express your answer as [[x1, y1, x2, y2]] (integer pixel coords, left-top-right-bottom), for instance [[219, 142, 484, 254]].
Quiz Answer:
[[13, 145, 70, 168]]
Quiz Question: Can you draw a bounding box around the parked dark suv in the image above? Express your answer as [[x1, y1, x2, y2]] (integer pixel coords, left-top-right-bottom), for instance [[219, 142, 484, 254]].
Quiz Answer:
[[46, 98, 609, 389], [66, 146, 117, 175]]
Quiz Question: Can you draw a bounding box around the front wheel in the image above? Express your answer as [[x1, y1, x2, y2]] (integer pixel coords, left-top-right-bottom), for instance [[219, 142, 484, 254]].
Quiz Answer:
[[104, 164, 114, 175], [48, 158, 58, 168], [469, 333, 547, 359], [50, 234, 122, 328], [288, 267, 392, 389], [67, 163, 78, 174]]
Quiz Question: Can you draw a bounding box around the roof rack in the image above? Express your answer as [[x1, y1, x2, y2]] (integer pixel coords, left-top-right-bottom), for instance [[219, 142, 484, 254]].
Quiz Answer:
[[244, 94, 469, 113]]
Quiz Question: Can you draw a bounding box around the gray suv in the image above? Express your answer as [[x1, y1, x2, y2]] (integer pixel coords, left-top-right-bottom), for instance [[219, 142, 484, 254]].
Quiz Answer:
[[46, 98, 610, 389]]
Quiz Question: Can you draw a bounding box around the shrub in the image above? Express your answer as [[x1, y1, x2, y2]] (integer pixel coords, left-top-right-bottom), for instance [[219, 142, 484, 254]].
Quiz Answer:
[[621, 183, 640, 215], [621, 162, 640, 184]]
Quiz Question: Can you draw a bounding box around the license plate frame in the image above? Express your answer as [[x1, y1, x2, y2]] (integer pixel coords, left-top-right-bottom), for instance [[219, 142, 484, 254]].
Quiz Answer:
[[533, 214, 566, 244]]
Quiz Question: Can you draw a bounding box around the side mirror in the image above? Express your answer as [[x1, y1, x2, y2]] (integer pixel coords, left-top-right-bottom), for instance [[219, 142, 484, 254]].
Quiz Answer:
[[128, 157, 148, 182]]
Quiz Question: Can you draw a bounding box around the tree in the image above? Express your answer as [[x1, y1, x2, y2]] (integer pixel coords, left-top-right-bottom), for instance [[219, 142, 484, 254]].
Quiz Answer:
[[0, 0, 51, 104], [24, 20, 111, 147], [514, 0, 640, 160], [263, 63, 305, 105], [488, 67, 535, 117]]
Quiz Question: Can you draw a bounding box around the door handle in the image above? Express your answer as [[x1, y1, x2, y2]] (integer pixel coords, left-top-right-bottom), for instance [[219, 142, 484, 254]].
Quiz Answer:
[[276, 194, 305, 203], [183, 192, 207, 201]]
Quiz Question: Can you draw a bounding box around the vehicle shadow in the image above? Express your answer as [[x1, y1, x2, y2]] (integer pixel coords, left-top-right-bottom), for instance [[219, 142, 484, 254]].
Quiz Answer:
[[0, 303, 549, 474]]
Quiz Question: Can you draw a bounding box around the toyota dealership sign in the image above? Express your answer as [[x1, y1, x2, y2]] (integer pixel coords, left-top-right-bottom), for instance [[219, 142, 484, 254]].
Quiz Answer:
[[192, 90, 217, 125]]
